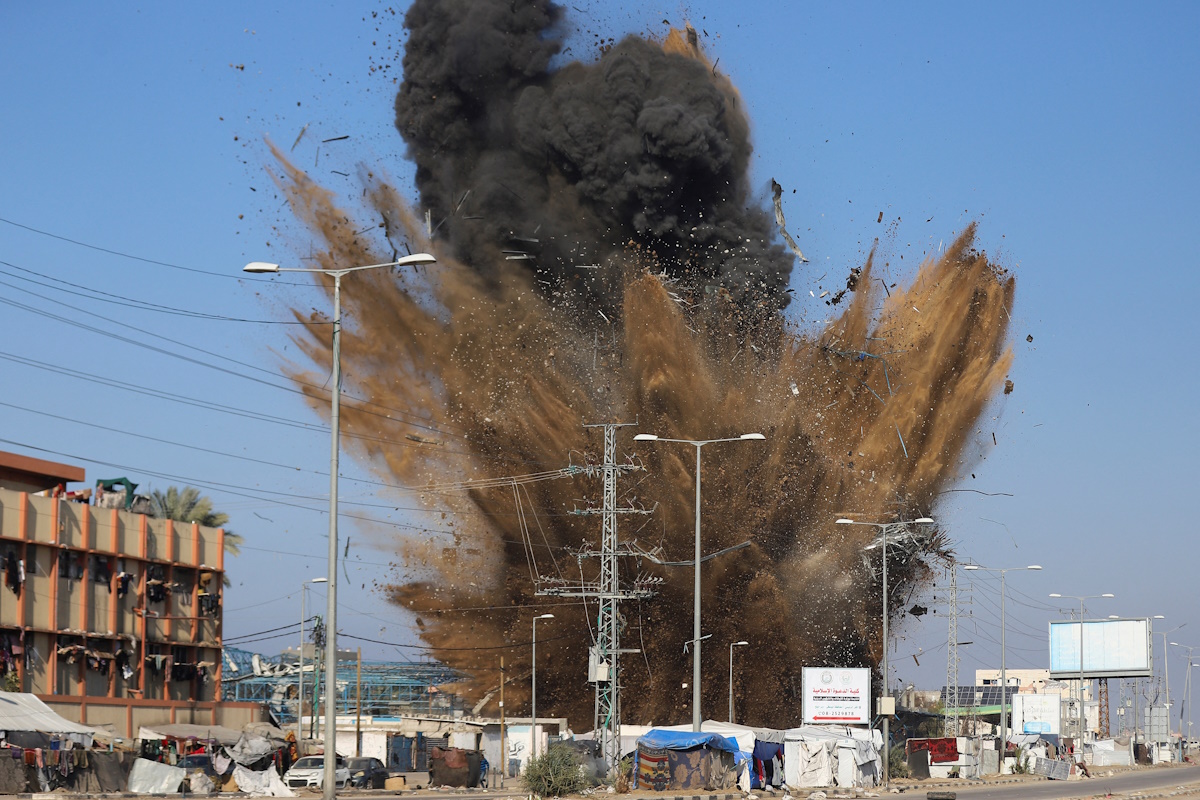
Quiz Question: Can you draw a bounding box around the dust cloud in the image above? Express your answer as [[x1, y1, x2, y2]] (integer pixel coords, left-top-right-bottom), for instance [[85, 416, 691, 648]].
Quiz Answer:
[[269, 0, 1015, 729]]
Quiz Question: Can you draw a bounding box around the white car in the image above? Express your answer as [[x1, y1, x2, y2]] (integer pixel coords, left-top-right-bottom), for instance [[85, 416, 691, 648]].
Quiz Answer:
[[284, 756, 351, 790]]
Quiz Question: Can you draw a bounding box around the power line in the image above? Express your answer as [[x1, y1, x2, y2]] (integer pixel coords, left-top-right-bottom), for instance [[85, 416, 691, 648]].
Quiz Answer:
[[0, 438, 572, 553], [0, 276, 473, 441], [0, 350, 505, 464], [338, 630, 575, 653], [224, 617, 319, 643], [0, 398, 573, 502], [0, 259, 316, 324], [0, 214, 309, 284]]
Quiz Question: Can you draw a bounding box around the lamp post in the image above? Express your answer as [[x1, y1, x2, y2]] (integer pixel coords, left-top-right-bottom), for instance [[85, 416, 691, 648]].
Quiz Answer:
[[531, 613, 554, 759], [298, 577, 328, 744], [634, 432, 765, 732], [1169, 643, 1196, 761], [963, 564, 1041, 760], [836, 516, 934, 788], [1049, 592, 1114, 742], [245, 253, 437, 798], [728, 641, 748, 723]]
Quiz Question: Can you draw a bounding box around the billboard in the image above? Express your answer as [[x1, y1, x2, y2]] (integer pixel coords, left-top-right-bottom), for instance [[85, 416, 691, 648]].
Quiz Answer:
[[1011, 693, 1061, 735], [802, 667, 871, 724], [1048, 617, 1152, 679]]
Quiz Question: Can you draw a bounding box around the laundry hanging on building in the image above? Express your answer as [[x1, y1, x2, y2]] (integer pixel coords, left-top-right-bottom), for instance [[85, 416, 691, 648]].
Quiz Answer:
[[145, 579, 168, 603], [114, 571, 135, 597], [3, 550, 24, 596]]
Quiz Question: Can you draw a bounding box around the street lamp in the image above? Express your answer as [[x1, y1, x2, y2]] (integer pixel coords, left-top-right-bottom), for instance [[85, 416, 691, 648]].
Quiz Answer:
[[634, 432, 765, 732], [963, 564, 1041, 759], [1049, 592, 1114, 742], [298, 577, 329, 744], [836, 516, 934, 787], [728, 641, 749, 723], [1169, 642, 1196, 761], [531, 613, 555, 759], [245, 253, 437, 798]]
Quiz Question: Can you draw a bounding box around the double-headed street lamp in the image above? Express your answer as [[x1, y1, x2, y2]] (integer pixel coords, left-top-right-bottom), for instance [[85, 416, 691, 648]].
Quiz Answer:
[[728, 640, 749, 723], [963, 564, 1041, 757], [245, 253, 437, 798], [531, 613, 555, 759], [633, 432, 765, 732], [835, 516, 934, 788], [1049, 592, 1114, 741]]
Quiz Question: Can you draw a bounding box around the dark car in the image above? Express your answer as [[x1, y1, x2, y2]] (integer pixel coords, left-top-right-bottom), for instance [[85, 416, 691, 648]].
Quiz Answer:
[[345, 757, 388, 789]]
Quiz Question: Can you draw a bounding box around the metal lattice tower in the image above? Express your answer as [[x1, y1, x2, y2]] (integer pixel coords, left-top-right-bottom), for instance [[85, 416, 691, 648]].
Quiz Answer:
[[944, 562, 959, 737], [535, 423, 659, 777], [1099, 677, 1111, 738]]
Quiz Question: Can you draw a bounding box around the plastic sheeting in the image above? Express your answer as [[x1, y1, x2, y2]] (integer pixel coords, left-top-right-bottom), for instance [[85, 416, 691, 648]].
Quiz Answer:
[[138, 724, 245, 746], [1088, 738, 1133, 767], [783, 726, 882, 789], [637, 729, 739, 753], [229, 732, 276, 765], [0, 692, 99, 746], [127, 758, 185, 794], [188, 771, 216, 795], [232, 765, 295, 797]]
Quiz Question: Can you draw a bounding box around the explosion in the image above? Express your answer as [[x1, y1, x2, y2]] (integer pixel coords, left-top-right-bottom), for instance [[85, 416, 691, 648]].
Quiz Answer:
[[269, 0, 1015, 728]]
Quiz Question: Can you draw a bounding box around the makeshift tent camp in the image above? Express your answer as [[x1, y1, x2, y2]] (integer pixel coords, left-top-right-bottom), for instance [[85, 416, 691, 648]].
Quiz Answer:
[[656, 720, 785, 791], [0, 691, 100, 748], [634, 729, 740, 791], [783, 726, 881, 788]]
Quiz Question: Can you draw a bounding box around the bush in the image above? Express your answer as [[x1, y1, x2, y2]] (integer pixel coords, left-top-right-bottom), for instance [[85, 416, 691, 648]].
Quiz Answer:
[[523, 744, 589, 796], [888, 745, 910, 779]]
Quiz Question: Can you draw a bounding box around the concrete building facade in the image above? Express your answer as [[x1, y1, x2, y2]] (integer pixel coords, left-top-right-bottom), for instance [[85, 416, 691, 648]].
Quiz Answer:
[[0, 449, 260, 736]]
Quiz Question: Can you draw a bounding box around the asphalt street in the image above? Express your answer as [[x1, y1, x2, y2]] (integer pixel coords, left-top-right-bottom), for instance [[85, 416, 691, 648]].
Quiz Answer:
[[943, 764, 1200, 799]]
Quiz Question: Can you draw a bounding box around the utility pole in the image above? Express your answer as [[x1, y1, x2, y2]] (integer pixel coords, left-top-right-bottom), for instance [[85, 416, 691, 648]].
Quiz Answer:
[[355, 648, 362, 757], [536, 423, 658, 778], [499, 657, 506, 789], [944, 563, 959, 738]]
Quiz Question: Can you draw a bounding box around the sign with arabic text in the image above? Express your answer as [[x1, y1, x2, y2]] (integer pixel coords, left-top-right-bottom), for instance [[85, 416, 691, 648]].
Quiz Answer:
[[802, 667, 871, 725]]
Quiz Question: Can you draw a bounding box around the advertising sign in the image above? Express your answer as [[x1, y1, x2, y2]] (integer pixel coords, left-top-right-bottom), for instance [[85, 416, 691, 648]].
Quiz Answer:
[[1048, 617, 1152, 679], [802, 667, 871, 724], [1012, 693, 1061, 735]]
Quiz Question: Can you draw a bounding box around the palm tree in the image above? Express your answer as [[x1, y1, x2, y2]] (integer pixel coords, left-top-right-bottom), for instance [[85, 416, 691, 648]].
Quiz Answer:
[[149, 485, 244, 556]]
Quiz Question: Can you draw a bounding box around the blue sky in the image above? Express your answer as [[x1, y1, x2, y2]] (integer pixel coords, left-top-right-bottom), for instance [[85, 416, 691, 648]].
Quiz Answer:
[[2, 1, 1198, 707]]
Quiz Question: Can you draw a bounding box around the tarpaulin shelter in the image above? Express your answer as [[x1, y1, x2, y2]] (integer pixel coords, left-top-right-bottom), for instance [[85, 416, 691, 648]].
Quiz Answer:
[[783, 726, 881, 788], [0, 691, 100, 748], [656, 720, 784, 791], [634, 729, 739, 791]]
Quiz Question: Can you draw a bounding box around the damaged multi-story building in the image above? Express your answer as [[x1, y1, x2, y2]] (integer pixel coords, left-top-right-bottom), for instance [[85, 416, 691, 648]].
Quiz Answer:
[[0, 448, 259, 737]]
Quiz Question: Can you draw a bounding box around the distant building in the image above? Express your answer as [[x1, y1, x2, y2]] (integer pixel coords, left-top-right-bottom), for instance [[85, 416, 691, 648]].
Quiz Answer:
[[974, 668, 1088, 701], [0, 449, 260, 736]]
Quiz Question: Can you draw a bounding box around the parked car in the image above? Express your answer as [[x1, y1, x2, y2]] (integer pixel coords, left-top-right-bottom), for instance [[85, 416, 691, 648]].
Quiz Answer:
[[345, 757, 388, 788], [284, 756, 350, 790]]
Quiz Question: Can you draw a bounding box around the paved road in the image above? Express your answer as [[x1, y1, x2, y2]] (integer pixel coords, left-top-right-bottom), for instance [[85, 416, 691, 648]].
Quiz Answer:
[[942, 764, 1200, 799]]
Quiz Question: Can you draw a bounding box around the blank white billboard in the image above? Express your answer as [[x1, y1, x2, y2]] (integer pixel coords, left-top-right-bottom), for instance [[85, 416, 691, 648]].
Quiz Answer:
[[1048, 617, 1152, 678]]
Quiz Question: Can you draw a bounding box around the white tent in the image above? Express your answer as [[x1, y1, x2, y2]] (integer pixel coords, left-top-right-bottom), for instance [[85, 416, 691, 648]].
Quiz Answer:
[[0, 692, 99, 746], [783, 725, 881, 788]]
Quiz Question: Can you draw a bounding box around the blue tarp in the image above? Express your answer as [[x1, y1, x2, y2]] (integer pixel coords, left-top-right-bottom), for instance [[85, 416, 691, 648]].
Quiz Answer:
[[637, 729, 740, 754]]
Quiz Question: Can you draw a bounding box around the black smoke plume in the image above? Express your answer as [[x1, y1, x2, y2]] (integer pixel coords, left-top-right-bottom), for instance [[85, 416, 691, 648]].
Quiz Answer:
[[395, 0, 793, 312]]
